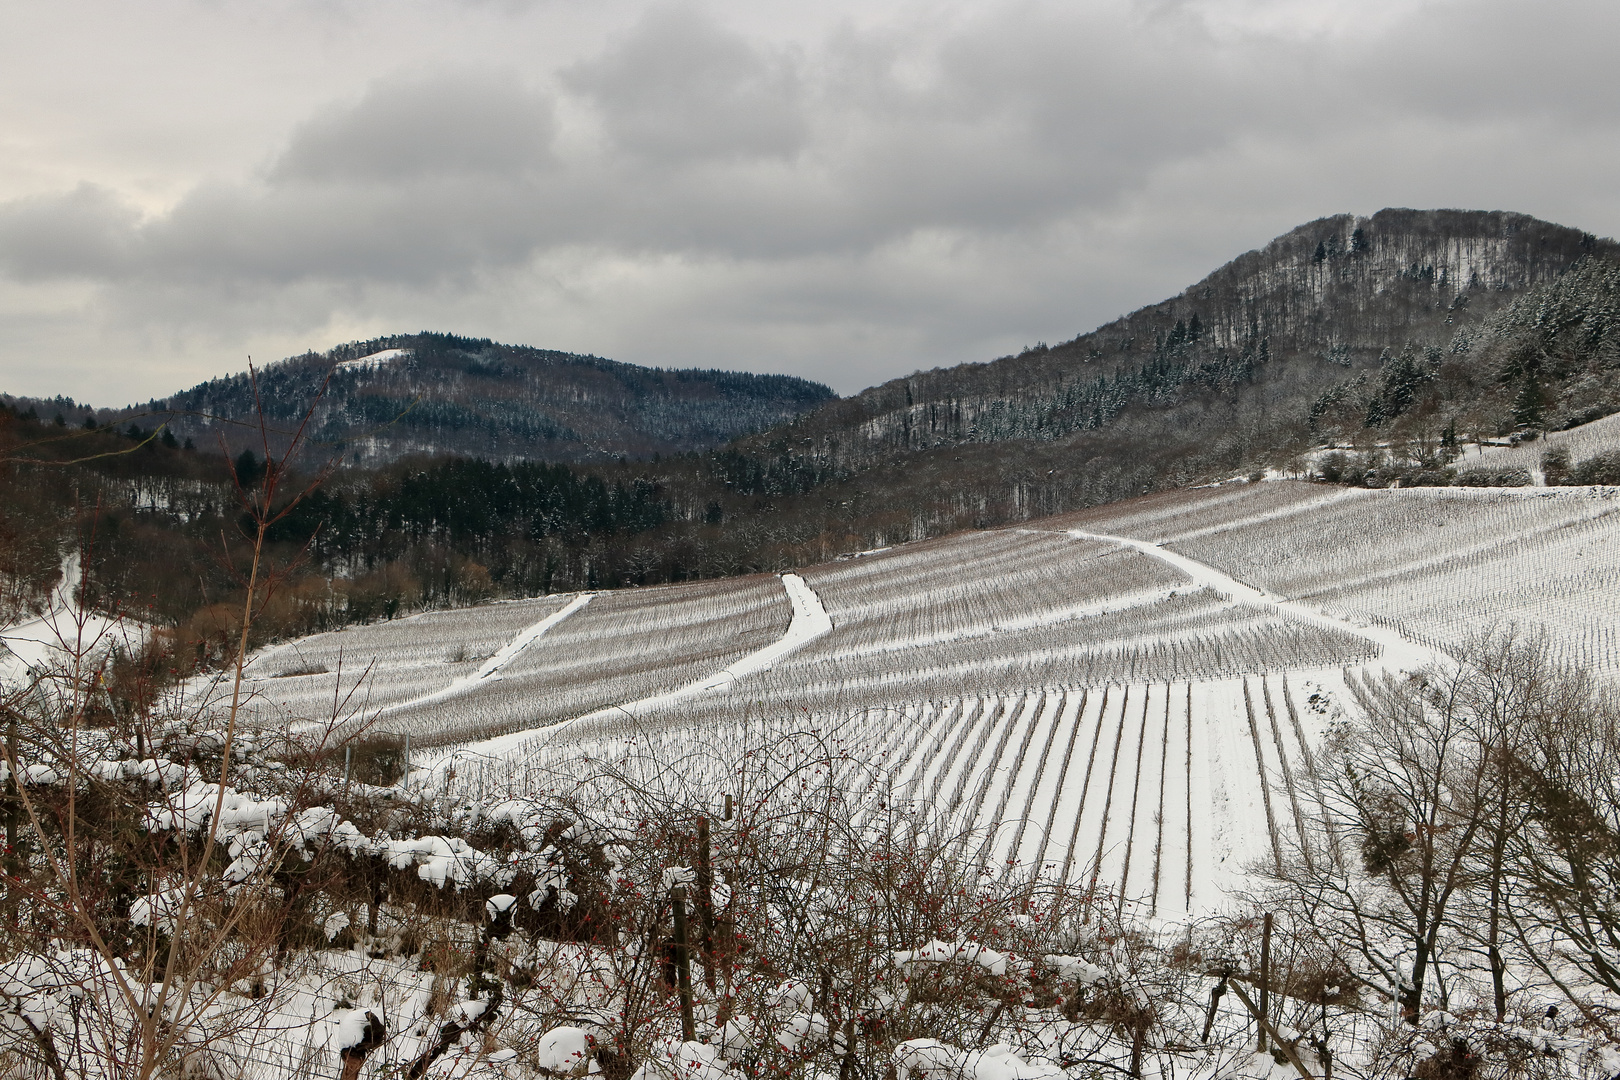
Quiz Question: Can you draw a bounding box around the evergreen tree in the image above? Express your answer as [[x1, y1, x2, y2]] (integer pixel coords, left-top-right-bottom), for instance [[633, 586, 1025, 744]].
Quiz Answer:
[[1512, 371, 1546, 428], [1366, 344, 1432, 426], [234, 448, 264, 488], [1440, 418, 1459, 464]]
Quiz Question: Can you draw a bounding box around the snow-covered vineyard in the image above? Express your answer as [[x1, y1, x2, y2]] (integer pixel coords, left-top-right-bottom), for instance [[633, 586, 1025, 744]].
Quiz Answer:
[[236, 481, 1620, 748], [231, 481, 1620, 846], [8, 478, 1620, 1080], [465, 672, 1351, 923]]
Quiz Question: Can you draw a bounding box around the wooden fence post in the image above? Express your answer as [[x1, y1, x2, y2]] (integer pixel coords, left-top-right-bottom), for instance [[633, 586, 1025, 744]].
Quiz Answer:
[[1128, 1014, 1147, 1078], [671, 886, 696, 1041], [696, 817, 715, 991]]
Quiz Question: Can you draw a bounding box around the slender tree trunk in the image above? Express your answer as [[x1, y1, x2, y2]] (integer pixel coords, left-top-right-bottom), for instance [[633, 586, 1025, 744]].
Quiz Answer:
[[1128, 1015, 1147, 1079], [1402, 935, 1430, 1026], [696, 816, 714, 991], [1488, 876, 1507, 1022], [838, 1017, 858, 1080], [1259, 913, 1272, 1052], [671, 886, 696, 1042], [1489, 754, 1510, 1022], [5, 716, 17, 930]]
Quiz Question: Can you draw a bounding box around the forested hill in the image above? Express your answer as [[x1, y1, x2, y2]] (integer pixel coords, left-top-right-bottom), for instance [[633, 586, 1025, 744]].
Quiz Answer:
[[6, 209, 1620, 650], [735, 209, 1618, 491], [115, 333, 837, 465]]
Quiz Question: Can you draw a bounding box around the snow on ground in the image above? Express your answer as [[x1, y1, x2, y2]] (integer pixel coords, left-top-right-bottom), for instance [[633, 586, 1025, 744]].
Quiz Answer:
[[0, 556, 146, 688], [334, 347, 412, 372], [454, 668, 1355, 920], [1457, 409, 1620, 480], [430, 573, 832, 765], [212, 480, 1619, 922], [379, 575, 792, 742], [374, 593, 594, 717], [0, 606, 144, 687], [1068, 529, 1441, 675], [1288, 411, 1620, 486], [427, 484, 1612, 918], [1161, 484, 1620, 678], [698, 573, 833, 685], [214, 595, 578, 728]]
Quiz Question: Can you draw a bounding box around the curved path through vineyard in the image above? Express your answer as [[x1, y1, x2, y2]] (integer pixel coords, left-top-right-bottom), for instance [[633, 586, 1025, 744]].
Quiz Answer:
[[1064, 529, 1442, 671], [376, 592, 595, 719], [434, 573, 833, 764]]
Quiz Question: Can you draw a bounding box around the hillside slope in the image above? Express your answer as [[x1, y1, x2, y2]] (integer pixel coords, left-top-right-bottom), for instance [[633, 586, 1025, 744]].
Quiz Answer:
[[786, 209, 1611, 458], [7, 210, 1617, 639], [124, 332, 837, 465], [211, 477, 1620, 919], [717, 210, 1618, 521]]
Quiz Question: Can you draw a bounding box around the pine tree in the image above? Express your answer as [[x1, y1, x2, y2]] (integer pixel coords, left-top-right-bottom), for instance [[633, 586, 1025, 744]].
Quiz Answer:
[[1512, 372, 1546, 428], [234, 448, 263, 488], [1440, 418, 1459, 464]]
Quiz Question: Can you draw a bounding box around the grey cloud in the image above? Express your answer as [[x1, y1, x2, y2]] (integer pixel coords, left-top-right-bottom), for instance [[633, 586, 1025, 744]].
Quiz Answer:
[[0, 185, 140, 280], [1368, 0, 1620, 124], [270, 71, 556, 182], [0, 71, 565, 288], [0, 5, 1386, 287], [140, 178, 559, 285], [564, 5, 808, 163], [0, 177, 556, 288]]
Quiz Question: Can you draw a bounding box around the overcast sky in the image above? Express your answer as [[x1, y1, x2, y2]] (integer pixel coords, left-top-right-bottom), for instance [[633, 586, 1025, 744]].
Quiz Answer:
[[2, 0, 1617, 404]]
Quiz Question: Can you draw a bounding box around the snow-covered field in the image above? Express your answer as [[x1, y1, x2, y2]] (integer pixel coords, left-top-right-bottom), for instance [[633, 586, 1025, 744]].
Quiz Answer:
[[218, 574, 792, 742], [451, 670, 1353, 921], [231, 596, 577, 724], [1156, 484, 1620, 676], [12, 479, 1620, 1080], [210, 480, 1620, 917], [1458, 408, 1620, 478]]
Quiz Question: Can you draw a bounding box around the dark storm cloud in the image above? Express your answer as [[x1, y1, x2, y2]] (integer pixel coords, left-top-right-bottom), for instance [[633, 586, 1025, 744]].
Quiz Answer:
[[1, 0, 1618, 400]]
